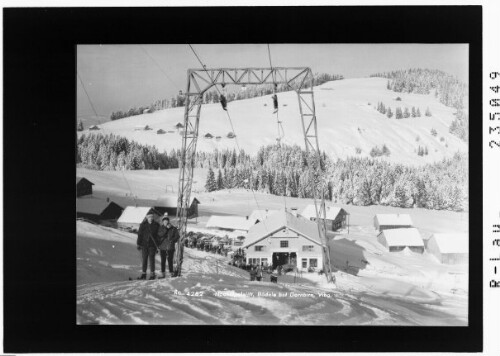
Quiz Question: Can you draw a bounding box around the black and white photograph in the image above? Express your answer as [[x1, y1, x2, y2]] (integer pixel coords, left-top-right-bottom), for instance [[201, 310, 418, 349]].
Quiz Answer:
[[76, 43, 470, 326]]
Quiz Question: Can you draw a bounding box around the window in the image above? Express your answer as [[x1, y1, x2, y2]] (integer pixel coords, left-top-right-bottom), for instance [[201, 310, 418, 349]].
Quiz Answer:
[[261, 258, 268, 266], [280, 240, 288, 248], [310, 258, 318, 268], [255, 245, 264, 252], [302, 258, 307, 268], [302, 245, 314, 252], [249, 258, 260, 265]]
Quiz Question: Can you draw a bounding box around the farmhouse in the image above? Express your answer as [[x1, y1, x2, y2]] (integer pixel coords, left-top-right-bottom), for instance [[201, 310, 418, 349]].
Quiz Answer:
[[300, 204, 349, 231], [377, 228, 424, 253], [76, 176, 94, 197], [374, 214, 413, 231], [248, 209, 279, 223], [426, 233, 468, 264], [117, 206, 160, 230], [154, 194, 200, 219], [206, 215, 257, 233], [76, 197, 123, 222], [156, 129, 166, 134], [204, 133, 214, 139], [175, 122, 184, 130], [243, 210, 325, 271]]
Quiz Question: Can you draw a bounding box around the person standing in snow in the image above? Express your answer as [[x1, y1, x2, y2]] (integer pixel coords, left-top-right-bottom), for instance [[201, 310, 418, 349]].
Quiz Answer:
[[256, 264, 263, 282], [158, 216, 180, 278], [137, 212, 160, 280], [249, 266, 257, 281]]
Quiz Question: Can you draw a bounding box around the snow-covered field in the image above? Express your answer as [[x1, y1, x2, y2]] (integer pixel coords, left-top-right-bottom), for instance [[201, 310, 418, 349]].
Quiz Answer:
[[78, 77, 467, 166], [77, 168, 468, 325]]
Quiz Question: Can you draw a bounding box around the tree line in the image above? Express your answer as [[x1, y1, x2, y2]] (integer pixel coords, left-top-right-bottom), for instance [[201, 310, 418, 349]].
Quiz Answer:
[[205, 143, 468, 212], [108, 73, 343, 121]]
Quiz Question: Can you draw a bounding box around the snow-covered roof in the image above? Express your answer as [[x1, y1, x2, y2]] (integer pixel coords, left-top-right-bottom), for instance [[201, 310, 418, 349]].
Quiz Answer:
[[76, 197, 119, 215], [243, 210, 323, 249], [429, 233, 468, 254], [248, 209, 279, 222], [375, 214, 413, 226], [300, 204, 347, 220], [206, 215, 256, 232], [379, 228, 423, 247], [155, 194, 200, 208], [118, 206, 157, 224]]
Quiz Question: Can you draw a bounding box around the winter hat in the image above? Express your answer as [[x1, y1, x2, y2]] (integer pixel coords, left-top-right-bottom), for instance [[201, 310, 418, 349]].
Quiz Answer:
[[146, 212, 154, 217], [162, 216, 170, 222]]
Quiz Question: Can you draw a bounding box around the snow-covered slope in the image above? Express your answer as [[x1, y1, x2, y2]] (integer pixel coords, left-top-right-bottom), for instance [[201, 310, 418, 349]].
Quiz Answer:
[[77, 220, 467, 325], [79, 78, 467, 166]]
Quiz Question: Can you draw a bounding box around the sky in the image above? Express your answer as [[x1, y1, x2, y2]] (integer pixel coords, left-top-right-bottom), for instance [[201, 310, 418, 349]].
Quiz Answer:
[[77, 44, 468, 120]]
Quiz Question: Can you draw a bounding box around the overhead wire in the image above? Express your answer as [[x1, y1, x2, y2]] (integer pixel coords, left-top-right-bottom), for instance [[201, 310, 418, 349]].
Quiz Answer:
[[267, 44, 288, 210], [187, 44, 270, 234], [77, 70, 137, 205], [140, 46, 181, 90]]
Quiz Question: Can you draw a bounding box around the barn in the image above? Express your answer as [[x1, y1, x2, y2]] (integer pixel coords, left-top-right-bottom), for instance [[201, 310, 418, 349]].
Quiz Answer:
[[426, 233, 468, 264], [204, 133, 214, 139], [134, 125, 151, 131], [374, 214, 413, 231], [76, 197, 123, 222], [88, 125, 100, 131], [175, 123, 184, 131], [76, 177, 94, 197], [243, 210, 325, 271], [117, 206, 160, 230], [377, 228, 424, 253], [300, 204, 349, 231], [156, 129, 166, 134], [205, 215, 257, 233], [154, 194, 200, 219]]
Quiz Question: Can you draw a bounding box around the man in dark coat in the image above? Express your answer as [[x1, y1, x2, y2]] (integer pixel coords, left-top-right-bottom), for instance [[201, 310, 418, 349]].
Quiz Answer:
[[158, 216, 180, 277], [137, 212, 160, 280]]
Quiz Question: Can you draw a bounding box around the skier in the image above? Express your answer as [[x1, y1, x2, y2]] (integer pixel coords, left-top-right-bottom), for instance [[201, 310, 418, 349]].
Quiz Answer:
[[136, 212, 160, 280], [157, 216, 180, 278], [220, 83, 228, 111]]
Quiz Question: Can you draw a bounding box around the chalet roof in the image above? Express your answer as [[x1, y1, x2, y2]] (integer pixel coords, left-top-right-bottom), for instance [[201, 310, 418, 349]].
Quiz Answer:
[[375, 214, 413, 226], [118, 206, 158, 224], [175, 122, 184, 128], [248, 209, 279, 222], [300, 204, 347, 220], [206, 215, 256, 232], [429, 233, 468, 254], [242, 210, 323, 249], [76, 197, 122, 215], [76, 176, 94, 185], [379, 228, 423, 247], [155, 194, 200, 208]]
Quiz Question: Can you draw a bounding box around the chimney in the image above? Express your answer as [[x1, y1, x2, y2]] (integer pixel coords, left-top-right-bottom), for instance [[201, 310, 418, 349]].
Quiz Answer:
[[291, 207, 298, 217]]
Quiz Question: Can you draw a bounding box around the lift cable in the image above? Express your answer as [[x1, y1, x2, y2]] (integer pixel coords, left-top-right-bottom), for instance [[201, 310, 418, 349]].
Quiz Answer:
[[140, 46, 181, 90], [187, 44, 270, 234], [267, 44, 288, 211], [77, 71, 137, 205]]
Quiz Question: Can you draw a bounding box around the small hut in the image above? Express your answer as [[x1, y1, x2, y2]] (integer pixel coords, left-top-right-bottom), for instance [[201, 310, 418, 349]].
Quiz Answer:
[[175, 123, 184, 131], [227, 132, 236, 139], [157, 129, 166, 134], [204, 133, 214, 139], [117, 207, 160, 230], [76, 197, 124, 222], [426, 233, 468, 264], [154, 194, 200, 219], [88, 125, 100, 131], [377, 228, 424, 253], [374, 214, 413, 231], [76, 177, 94, 197], [300, 205, 349, 231]]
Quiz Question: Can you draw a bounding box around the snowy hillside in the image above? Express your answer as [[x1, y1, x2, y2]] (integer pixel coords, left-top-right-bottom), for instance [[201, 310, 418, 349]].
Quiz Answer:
[[79, 78, 467, 166], [77, 220, 467, 325]]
